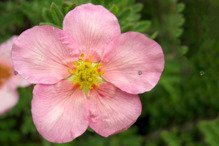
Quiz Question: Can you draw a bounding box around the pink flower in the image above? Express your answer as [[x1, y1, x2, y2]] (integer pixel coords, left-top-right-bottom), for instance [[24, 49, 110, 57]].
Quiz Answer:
[[12, 4, 164, 143], [0, 36, 30, 115]]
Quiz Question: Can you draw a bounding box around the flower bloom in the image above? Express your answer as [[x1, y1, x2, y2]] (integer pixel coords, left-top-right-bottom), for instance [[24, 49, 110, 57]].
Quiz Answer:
[[12, 4, 164, 143], [0, 36, 30, 115]]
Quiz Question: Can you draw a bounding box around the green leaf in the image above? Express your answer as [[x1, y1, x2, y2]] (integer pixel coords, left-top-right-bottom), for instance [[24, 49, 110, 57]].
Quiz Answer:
[[50, 2, 64, 27], [109, 4, 119, 15], [161, 130, 181, 146], [133, 20, 151, 33], [150, 31, 159, 39], [180, 45, 189, 55], [117, 8, 131, 22], [42, 8, 52, 23], [62, 1, 77, 15], [199, 119, 219, 146], [132, 3, 143, 13], [39, 22, 59, 28], [177, 3, 185, 13]]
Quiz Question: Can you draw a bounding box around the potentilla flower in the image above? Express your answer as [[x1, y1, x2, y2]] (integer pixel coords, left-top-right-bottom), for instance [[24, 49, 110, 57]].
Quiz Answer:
[[12, 4, 164, 143], [0, 36, 30, 115]]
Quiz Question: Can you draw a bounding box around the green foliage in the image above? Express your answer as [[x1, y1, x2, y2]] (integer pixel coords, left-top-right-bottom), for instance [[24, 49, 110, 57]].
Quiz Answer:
[[0, 0, 61, 42], [199, 119, 219, 146], [41, 0, 151, 33], [0, 0, 218, 146], [140, 0, 188, 129], [0, 87, 35, 145]]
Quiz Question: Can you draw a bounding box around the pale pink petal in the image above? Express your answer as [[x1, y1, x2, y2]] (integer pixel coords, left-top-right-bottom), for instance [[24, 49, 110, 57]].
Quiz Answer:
[[101, 32, 164, 94], [0, 36, 17, 66], [59, 32, 80, 57], [63, 3, 121, 60], [0, 86, 18, 116], [32, 80, 89, 143], [12, 26, 78, 84], [88, 83, 142, 137], [6, 74, 30, 89]]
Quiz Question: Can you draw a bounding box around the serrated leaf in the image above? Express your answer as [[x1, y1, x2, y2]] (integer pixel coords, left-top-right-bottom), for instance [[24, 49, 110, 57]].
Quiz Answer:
[[118, 8, 131, 21], [199, 120, 219, 146], [180, 46, 189, 55], [121, 23, 133, 32], [150, 31, 159, 39], [133, 20, 151, 33], [177, 3, 185, 13], [109, 4, 119, 15], [132, 3, 143, 13], [91, 0, 105, 5], [127, 13, 141, 22], [62, 1, 77, 15], [50, 2, 64, 27], [42, 8, 53, 23], [161, 130, 181, 146]]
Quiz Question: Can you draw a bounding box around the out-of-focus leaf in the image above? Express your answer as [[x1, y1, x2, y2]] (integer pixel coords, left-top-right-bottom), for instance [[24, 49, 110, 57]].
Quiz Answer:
[[50, 2, 64, 27]]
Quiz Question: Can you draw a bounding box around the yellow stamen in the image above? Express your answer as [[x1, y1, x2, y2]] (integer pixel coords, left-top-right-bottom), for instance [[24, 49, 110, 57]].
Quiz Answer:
[[79, 53, 84, 60], [88, 55, 93, 61], [68, 54, 104, 94]]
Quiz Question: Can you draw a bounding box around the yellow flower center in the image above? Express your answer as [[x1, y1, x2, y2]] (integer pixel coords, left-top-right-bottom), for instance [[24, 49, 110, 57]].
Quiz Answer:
[[68, 54, 104, 93], [0, 64, 12, 86]]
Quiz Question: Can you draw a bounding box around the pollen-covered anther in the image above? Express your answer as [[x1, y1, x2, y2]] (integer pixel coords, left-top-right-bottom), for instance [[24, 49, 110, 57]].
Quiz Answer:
[[0, 64, 12, 86], [68, 54, 104, 93]]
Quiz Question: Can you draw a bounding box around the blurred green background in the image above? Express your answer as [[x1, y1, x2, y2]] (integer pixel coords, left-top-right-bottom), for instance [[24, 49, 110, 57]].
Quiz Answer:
[[0, 0, 219, 145]]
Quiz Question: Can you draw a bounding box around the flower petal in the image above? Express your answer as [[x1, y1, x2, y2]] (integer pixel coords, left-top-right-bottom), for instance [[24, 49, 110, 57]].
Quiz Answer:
[[12, 26, 77, 84], [88, 83, 141, 137], [7, 75, 30, 89], [0, 86, 18, 116], [101, 32, 164, 94], [0, 36, 17, 66], [63, 3, 121, 60], [32, 80, 89, 143]]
